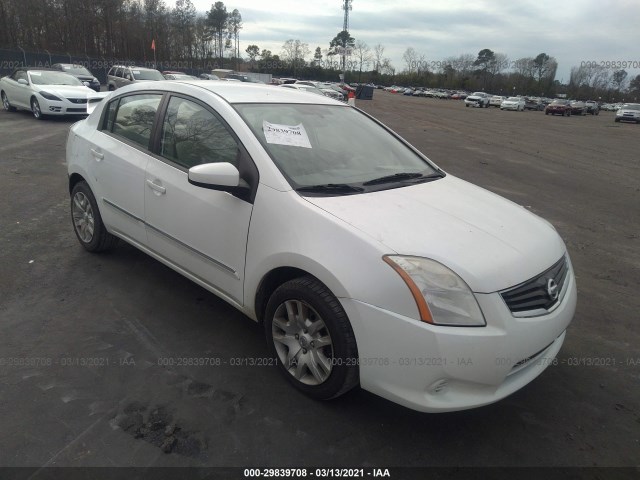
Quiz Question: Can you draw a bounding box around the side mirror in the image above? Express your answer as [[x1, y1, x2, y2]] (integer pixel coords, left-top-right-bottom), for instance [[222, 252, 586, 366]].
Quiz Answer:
[[18, 79, 28, 85], [188, 162, 250, 192]]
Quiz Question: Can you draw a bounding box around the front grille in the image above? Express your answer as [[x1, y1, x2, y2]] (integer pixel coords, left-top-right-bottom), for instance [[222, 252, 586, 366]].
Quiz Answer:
[[501, 256, 568, 314], [67, 98, 88, 104]]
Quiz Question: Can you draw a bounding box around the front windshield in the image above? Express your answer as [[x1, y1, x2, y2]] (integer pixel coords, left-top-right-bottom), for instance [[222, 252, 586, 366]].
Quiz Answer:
[[621, 104, 640, 111], [131, 69, 164, 81], [234, 103, 439, 189], [551, 99, 567, 105], [29, 71, 82, 86], [507, 97, 520, 101]]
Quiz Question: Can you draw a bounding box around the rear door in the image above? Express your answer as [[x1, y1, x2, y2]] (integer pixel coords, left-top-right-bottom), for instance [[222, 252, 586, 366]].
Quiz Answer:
[[86, 92, 164, 245]]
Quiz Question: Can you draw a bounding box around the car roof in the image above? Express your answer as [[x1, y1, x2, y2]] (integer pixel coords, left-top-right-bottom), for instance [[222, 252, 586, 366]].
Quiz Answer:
[[12, 67, 56, 73], [111, 65, 157, 71], [120, 80, 342, 105]]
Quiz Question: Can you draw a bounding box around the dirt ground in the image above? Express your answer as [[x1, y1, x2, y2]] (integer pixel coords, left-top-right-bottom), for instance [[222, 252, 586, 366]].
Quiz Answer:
[[0, 91, 638, 475]]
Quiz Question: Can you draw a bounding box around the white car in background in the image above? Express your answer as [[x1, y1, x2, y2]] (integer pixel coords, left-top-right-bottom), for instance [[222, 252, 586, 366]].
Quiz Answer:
[[500, 97, 526, 111], [66, 81, 576, 412], [1, 67, 107, 119], [464, 92, 491, 107], [489, 95, 505, 107], [279, 83, 326, 97], [614, 103, 640, 123]]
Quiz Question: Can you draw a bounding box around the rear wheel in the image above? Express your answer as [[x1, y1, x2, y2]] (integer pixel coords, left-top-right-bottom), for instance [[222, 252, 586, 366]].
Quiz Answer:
[[2, 91, 16, 112], [265, 276, 359, 400], [70, 181, 119, 252]]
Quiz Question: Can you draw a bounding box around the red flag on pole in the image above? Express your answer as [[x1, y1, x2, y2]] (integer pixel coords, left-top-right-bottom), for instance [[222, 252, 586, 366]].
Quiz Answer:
[[151, 39, 156, 51]]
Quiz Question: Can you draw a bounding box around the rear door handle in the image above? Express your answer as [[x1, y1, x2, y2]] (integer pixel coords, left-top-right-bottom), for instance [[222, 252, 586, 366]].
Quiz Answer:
[[146, 179, 166, 195], [90, 148, 104, 161]]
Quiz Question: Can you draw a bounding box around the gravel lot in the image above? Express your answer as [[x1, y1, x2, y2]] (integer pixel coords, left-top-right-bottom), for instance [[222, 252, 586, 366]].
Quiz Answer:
[[0, 92, 638, 473]]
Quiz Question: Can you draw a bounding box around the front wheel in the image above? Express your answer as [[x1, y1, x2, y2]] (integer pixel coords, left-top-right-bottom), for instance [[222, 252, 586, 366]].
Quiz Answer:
[[70, 181, 119, 252], [31, 97, 44, 120], [265, 276, 359, 400]]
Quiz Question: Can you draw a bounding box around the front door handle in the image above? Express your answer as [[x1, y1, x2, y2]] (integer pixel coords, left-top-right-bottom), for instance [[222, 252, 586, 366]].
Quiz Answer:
[[146, 179, 166, 195], [90, 148, 104, 161]]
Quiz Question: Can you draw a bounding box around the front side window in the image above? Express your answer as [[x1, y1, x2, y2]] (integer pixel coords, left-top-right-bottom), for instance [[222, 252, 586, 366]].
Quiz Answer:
[[111, 94, 162, 149], [160, 96, 239, 169], [12, 71, 28, 82]]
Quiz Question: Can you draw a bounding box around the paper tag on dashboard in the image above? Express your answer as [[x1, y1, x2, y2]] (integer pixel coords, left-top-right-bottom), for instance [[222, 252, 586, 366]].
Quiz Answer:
[[263, 121, 312, 148]]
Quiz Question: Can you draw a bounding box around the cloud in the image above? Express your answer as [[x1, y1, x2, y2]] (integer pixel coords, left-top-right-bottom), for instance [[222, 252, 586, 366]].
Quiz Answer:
[[185, 0, 640, 81]]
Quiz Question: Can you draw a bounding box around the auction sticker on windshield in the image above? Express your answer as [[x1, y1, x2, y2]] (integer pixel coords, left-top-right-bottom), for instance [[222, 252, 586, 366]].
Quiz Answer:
[[263, 121, 312, 148]]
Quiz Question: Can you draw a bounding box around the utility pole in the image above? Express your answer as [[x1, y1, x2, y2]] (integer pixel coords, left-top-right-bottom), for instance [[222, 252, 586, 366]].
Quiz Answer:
[[341, 0, 352, 82]]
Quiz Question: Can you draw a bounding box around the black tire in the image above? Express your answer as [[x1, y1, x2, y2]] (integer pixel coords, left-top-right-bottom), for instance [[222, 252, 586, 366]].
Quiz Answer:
[[2, 91, 16, 112], [108, 85, 115, 91], [70, 181, 119, 252], [30, 97, 45, 120], [264, 276, 359, 400], [465, 104, 469, 107]]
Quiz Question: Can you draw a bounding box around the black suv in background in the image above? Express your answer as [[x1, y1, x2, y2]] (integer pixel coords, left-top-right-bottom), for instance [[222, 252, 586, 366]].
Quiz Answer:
[[51, 64, 101, 92], [524, 97, 544, 111]]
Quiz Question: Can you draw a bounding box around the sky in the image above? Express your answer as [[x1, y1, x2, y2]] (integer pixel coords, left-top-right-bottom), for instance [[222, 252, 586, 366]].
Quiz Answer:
[[184, 0, 640, 84]]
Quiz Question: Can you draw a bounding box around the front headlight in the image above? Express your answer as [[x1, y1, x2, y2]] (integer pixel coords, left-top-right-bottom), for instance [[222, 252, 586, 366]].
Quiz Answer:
[[383, 256, 486, 327], [39, 91, 62, 101]]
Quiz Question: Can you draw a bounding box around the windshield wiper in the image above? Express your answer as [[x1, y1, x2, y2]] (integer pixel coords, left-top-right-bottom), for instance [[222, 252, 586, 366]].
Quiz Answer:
[[295, 183, 365, 195], [362, 172, 442, 186]]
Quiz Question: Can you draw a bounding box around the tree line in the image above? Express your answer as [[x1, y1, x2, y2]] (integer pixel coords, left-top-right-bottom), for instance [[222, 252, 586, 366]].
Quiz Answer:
[[0, 0, 243, 68]]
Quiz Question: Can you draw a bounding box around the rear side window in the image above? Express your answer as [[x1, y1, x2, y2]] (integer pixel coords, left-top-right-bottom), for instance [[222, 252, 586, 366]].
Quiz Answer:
[[108, 94, 163, 149], [160, 96, 239, 169]]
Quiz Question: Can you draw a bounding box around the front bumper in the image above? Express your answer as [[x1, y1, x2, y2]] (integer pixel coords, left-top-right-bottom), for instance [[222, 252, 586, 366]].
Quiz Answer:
[[341, 266, 577, 412], [40, 97, 101, 116], [616, 115, 640, 123]]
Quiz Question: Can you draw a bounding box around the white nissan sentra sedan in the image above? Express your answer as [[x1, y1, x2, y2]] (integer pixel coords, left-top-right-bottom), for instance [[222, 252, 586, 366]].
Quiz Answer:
[[66, 81, 576, 412]]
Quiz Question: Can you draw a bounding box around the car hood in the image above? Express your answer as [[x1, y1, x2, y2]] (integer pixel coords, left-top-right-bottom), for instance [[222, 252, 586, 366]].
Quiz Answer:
[[34, 85, 100, 98], [303, 175, 565, 293], [618, 109, 640, 115]]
